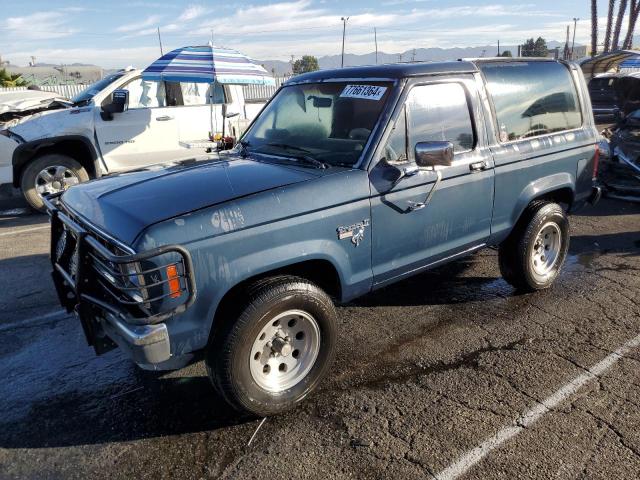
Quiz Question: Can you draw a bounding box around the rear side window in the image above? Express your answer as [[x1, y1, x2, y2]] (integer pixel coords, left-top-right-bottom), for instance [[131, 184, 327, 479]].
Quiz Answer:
[[480, 61, 582, 142]]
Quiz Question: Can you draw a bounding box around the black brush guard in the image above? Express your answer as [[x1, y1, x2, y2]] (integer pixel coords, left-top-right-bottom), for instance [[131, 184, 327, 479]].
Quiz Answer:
[[44, 193, 197, 354]]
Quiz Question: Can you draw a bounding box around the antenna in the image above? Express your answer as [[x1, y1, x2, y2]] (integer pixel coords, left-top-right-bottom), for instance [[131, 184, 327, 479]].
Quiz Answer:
[[157, 27, 164, 55]]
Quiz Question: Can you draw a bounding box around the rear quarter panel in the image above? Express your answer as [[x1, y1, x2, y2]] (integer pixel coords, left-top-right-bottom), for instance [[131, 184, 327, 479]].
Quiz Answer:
[[488, 129, 596, 245]]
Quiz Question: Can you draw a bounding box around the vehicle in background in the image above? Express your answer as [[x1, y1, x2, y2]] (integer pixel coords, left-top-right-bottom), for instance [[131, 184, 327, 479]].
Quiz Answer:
[[588, 72, 640, 124], [45, 59, 601, 416], [0, 67, 267, 211]]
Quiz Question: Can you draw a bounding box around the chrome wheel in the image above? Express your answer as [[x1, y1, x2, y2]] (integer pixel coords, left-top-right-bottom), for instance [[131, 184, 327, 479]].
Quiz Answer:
[[35, 165, 80, 196], [531, 221, 561, 276], [249, 309, 320, 393]]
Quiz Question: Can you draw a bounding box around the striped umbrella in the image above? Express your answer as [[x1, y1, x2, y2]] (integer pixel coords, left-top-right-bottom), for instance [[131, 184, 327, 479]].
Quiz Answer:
[[142, 45, 275, 86]]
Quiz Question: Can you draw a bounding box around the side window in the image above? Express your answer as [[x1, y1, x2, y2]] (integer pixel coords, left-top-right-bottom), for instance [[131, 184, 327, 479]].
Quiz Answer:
[[121, 77, 165, 109], [171, 82, 226, 106], [480, 61, 582, 142], [407, 83, 475, 155]]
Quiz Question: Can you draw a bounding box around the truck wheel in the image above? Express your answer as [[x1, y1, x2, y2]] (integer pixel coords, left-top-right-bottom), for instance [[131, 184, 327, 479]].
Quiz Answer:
[[206, 276, 337, 416], [498, 201, 569, 292], [21, 154, 89, 212]]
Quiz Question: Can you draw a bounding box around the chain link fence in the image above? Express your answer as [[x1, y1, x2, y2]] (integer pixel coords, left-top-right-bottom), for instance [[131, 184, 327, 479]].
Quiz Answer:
[[1, 76, 293, 102]]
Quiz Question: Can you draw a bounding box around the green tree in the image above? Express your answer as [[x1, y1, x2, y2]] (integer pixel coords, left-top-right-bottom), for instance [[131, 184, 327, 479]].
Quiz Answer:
[[0, 68, 28, 87], [522, 37, 548, 57], [292, 55, 320, 75], [499, 50, 513, 57]]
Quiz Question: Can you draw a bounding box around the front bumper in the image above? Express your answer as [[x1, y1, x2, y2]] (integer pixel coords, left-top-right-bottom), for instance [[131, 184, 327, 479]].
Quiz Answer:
[[44, 194, 196, 366]]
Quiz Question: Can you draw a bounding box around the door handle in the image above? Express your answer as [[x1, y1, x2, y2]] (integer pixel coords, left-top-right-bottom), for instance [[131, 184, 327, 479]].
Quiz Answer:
[[469, 161, 489, 172], [155, 115, 174, 121]]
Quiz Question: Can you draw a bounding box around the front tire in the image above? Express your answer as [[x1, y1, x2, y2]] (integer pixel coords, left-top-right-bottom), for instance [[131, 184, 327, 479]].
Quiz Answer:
[[20, 154, 89, 212], [499, 201, 569, 291], [206, 276, 337, 416]]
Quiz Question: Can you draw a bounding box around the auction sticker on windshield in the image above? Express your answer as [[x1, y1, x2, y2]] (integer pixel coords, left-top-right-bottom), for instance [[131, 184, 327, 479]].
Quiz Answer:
[[340, 85, 387, 101]]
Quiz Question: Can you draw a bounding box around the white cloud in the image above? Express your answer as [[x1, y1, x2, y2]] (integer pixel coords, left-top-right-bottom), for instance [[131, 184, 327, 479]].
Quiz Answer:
[[3, 12, 76, 40], [409, 4, 562, 19], [116, 14, 164, 33], [178, 5, 209, 22]]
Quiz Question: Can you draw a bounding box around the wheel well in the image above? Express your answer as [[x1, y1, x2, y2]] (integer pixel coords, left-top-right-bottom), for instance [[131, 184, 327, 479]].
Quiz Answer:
[[534, 187, 574, 210], [14, 138, 97, 186], [208, 259, 342, 343]]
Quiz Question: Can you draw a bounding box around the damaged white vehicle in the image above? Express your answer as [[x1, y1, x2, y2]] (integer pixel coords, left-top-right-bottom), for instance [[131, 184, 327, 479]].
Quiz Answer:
[[0, 67, 266, 211]]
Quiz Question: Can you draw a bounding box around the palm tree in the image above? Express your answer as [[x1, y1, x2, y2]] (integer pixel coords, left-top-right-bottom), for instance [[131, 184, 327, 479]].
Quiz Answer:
[[613, 0, 628, 50], [623, 0, 640, 49], [604, 0, 617, 52], [0, 68, 27, 87], [591, 0, 598, 56]]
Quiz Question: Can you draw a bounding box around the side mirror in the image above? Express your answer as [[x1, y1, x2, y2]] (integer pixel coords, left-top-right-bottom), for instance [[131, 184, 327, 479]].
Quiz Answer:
[[101, 89, 128, 120], [415, 141, 454, 168]]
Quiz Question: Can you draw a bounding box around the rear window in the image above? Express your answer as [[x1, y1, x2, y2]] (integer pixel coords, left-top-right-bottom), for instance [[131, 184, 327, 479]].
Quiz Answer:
[[480, 61, 582, 142]]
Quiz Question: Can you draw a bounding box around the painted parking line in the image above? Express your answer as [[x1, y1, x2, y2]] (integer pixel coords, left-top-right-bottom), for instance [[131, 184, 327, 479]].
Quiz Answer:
[[435, 333, 640, 480], [0, 309, 70, 333], [0, 225, 49, 238]]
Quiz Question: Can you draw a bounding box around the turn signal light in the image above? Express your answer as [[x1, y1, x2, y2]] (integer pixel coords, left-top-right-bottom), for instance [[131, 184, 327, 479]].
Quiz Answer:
[[166, 265, 181, 299]]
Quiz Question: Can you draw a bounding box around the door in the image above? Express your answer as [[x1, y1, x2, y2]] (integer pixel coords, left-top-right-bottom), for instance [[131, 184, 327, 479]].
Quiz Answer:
[[370, 78, 495, 286], [95, 76, 183, 171], [169, 81, 227, 143]]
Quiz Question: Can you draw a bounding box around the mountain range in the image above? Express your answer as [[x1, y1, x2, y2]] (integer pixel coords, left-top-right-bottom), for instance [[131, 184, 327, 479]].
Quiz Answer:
[[260, 41, 581, 76]]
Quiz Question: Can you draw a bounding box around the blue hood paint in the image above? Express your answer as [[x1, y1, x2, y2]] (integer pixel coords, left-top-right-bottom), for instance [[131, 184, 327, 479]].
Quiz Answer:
[[61, 157, 318, 244]]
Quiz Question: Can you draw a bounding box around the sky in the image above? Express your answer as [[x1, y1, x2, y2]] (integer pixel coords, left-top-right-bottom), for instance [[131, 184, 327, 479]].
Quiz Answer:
[[0, 1, 625, 68]]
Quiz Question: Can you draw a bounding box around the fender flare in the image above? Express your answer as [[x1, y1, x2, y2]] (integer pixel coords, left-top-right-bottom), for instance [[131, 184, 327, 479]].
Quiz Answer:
[[12, 135, 101, 187], [511, 172, 575, 225]]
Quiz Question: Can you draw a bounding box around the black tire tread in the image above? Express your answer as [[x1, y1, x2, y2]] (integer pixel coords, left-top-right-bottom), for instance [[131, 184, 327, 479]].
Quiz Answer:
[[499, 201, 569, 292], [206, 275, 337, 416], [20, 154, 89, 212]]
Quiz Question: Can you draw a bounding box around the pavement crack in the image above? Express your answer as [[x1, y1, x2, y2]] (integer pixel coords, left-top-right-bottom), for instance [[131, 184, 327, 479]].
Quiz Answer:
[[581, 408, 640, 460]]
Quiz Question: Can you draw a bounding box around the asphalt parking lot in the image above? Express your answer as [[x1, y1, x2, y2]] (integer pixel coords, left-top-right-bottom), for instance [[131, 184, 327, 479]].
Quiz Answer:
[[0, 198, 639, 479]]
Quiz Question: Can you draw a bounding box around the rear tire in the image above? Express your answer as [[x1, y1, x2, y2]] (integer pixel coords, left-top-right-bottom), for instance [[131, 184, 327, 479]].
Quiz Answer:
[[499, 201, 569, 292], [205, 275, 337, 416], [20, 154, 89, 212]]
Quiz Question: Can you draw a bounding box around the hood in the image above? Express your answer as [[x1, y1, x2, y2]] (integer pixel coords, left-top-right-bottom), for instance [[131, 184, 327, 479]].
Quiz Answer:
[[6, 104, 93, 140], [0, 91, 71, 125], [61, 156, 319, 245]]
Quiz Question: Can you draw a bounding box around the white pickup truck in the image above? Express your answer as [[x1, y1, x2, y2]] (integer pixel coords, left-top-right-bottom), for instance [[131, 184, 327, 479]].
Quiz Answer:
[[0, 67, 267, 210]]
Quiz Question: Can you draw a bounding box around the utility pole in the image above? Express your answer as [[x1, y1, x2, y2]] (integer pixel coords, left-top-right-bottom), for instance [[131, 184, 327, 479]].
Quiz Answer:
[[571, 17, 579, 60], [341, 17, 349, 68], [157, 27, 164, 56], [374, 27, 378, 64], [411, 48, 416, 62], [564, 24, 571, 60], [398, 53, 403, 63], [497, 39, 500, 56]]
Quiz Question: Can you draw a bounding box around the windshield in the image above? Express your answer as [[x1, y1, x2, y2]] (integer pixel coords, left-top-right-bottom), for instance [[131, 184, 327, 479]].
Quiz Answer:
[[72, 72, 126, 105], [240, 81, 392, 167]]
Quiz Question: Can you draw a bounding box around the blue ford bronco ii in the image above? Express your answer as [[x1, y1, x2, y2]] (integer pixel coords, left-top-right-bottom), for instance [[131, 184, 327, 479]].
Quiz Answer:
[[45, 59, 602, 416]]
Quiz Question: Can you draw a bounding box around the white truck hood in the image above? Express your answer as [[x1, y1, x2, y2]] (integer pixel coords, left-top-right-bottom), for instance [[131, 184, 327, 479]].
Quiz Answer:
[[6, 105, 94, 142], [0, 90, 71, 115]]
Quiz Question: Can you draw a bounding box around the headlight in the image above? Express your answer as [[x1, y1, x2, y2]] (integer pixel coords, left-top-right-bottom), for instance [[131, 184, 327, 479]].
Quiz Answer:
[[122, 262, 145, 303]]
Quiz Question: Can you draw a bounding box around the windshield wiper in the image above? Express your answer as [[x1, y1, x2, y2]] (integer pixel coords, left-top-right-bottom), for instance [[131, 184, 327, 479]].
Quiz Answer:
[[261, 143, 329, 169]]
